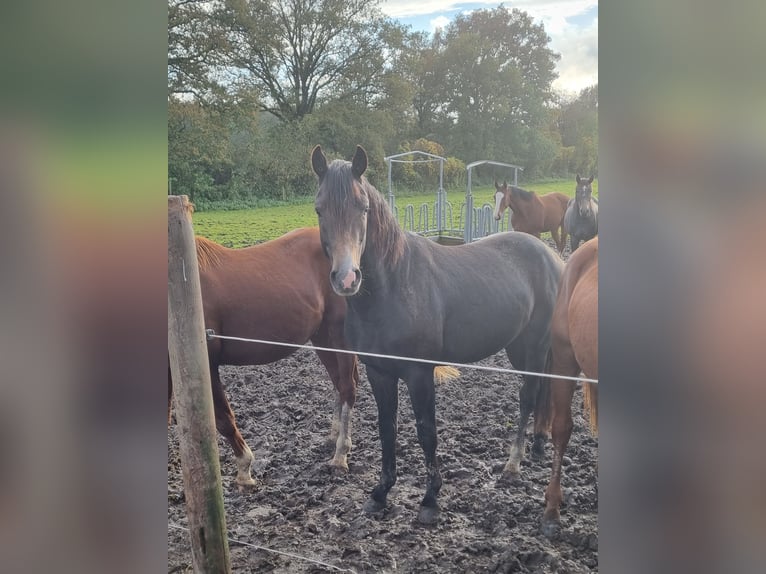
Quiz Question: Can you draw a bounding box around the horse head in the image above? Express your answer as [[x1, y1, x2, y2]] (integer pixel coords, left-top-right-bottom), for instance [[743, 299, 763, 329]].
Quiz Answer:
[[575, 175, 595, 217], [494, 180, 510, 220], [312, 145, 369, 296]]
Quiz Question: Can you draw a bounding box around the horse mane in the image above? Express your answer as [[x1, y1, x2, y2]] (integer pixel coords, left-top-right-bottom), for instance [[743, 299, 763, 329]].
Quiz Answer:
[[195, 236, 226, 271], [324, 160, 405, 267], [510, 186, 536, 201], [363, 178, 405, 267]]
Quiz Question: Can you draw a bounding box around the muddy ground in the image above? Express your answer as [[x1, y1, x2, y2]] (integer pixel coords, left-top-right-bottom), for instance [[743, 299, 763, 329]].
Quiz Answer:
[[168, 357, 597, 573]]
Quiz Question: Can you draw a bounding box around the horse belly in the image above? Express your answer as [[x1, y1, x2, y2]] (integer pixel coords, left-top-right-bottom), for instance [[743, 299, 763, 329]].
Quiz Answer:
[[214, 298, 323, 366], [442, 309, 528, 363]]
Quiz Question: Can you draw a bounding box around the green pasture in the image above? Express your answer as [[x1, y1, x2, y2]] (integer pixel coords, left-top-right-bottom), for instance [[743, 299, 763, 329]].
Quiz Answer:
[[192, 179, 597, 247]]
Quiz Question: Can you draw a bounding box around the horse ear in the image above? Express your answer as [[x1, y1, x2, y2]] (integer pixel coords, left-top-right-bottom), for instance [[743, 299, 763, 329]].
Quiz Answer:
[[494, 180, 500, 189], [351, 145, 368, 179], [588, 175, 594, 184], [311, 145, 327, 179], [576, 174, 582, 184]]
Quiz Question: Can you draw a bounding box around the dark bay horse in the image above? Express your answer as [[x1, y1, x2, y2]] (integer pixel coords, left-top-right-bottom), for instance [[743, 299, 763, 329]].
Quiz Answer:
[[542, 237, 598, 537], [167, 228, 359, 487], [493, 181, 570, 253], [563, 175, 598, 251], [312, 145, 563, 524]]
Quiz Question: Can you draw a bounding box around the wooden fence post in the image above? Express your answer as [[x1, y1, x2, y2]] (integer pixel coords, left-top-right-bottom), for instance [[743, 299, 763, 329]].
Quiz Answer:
[[168, 195, 231, 573]]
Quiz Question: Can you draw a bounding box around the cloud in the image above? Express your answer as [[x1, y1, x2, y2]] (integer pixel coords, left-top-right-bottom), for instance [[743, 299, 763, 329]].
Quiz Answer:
[[379, 1, 598, 94], [550, 16, 598, 94], [380, 1, 596, 22], [429, 15, 451, 32]]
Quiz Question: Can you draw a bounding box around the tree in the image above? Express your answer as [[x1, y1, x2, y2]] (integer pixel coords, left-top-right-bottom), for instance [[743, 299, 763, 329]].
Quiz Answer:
[[558, 84, 598, 175], [168, 0, 229, 101], [428, 6, 560, 164], [168, 97, 235, 202], [222, 0, 390, 121]]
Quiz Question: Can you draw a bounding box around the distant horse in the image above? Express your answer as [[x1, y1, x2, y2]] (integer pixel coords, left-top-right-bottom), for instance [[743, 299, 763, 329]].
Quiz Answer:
[[493, 181, 570, 253], [563, 175, 598, 251], [312, 145, 562, 524], [542, 237, 598, 537], [168, 228, 359, 487]]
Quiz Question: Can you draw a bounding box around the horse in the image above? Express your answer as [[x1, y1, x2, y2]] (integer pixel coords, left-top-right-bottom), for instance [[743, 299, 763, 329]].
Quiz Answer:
[[563, 175, 598, 252], [493, 181, 570, 254], [167, 228, 360, 488], [542, 237, 598, 537], [312, 145, 563, 524]]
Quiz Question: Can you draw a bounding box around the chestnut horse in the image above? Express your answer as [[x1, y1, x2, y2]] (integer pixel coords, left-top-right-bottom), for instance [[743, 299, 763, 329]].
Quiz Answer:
[[493, 181, 570, 253], [542, 236, 598, 537], [313, 145, 562, 524], [563, 175, 598, 252], [167, 228, 359, 487]]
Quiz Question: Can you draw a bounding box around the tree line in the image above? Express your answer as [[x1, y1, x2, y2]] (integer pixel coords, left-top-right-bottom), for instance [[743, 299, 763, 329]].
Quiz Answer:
[[168, 0, 597, 209]]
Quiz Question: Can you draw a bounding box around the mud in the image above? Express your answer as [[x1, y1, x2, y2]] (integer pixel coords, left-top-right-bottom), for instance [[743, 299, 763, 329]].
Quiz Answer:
[[168, 358, 597, 573]]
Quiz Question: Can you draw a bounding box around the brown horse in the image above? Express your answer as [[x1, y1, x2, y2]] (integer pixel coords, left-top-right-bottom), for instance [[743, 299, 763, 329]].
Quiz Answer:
[[168, 228, 359, 487], [493, 181, 570, 253], [542, 236, 598, 537]]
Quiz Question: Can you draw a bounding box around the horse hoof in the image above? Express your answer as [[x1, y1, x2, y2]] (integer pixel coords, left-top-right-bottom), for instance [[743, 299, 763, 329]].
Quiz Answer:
[[530, 446, 546, 462], [501, 464, 520, 480], [327, 459, 349, 475], [363, 498, 386, 514], [541, 517, 561, 539], [417, 505, 440, 525], [236, 478, 258, 492]]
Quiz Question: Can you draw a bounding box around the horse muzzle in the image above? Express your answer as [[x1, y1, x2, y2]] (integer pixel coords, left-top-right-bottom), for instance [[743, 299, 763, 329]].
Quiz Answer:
[[330, 266, 362, 296]]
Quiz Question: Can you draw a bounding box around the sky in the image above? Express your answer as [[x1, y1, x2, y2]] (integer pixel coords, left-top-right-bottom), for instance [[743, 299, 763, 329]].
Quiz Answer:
[[380, 1, 598, 96]]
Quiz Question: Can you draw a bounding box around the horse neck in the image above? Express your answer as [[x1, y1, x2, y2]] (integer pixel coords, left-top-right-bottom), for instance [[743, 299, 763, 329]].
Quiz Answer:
[[511, 190, 538, 217]]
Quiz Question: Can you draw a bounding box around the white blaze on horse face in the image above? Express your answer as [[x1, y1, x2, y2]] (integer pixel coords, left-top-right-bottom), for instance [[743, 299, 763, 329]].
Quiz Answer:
[[494, 191, 505, 220], [329, 236, 363, 295]]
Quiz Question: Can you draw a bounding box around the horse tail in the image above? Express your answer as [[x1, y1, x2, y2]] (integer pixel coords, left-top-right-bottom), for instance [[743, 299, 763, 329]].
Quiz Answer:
[[583, 381, 598, 436], [434, 365, 460, 383], [536, 348, 554, 433]]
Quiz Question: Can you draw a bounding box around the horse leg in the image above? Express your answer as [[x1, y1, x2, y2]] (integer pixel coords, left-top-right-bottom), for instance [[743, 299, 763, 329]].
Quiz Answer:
[[542, 315, 581, 536], [209, 366, 255, 489], [559, 223, 568, 255], [551, 227, 563, 253], [405, 367, 442, 525], [313, 345, 358, 472], [363, 364, 399, 514], [542, 377, 578, 537], [167, 363, 173, 425], [504, 341, 549, 475]]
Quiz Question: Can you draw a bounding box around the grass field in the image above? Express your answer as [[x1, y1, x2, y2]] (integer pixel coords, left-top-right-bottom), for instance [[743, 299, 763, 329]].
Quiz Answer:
[[192, 179, 598, 247]]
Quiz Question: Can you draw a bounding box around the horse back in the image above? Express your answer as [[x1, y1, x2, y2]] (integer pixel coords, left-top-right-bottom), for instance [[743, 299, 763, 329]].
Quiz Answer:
[[427, 232, 562, 328]]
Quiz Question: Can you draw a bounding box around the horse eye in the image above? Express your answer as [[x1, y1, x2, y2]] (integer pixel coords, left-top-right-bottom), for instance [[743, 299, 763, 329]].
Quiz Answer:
[[315, 208, 321, 217]]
